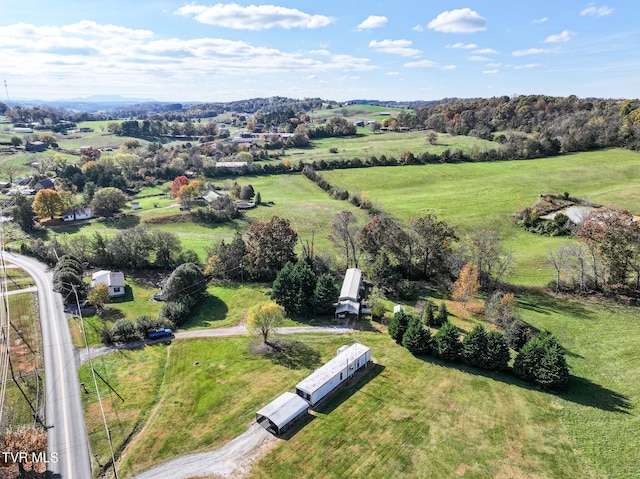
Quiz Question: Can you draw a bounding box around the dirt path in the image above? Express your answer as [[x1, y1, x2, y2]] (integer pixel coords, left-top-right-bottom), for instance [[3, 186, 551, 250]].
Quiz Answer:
[[131, 422, 277, 479], [77, 325, 355, 364]]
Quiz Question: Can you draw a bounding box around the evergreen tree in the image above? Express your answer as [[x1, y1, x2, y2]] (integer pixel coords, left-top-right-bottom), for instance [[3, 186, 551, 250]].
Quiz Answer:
[[462, 324, 488, 368], [402, 315, 432, 355], [513, 331, 569, 390], [434, 301, 449, 327], [313, 274, 339, 315], [13, 192, 36, 233], [293, 260, 317, 316], [485, 330, 511, 371], [388, 311, 410, 343], [422, 300, 435, 326], [432, 321, 462, 362], [271, 262, 297, 313]]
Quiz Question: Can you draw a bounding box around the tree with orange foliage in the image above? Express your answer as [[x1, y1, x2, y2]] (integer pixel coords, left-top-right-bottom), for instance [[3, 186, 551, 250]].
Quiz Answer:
[[452, 263, 480, 309], [170, 175, 188, 198]]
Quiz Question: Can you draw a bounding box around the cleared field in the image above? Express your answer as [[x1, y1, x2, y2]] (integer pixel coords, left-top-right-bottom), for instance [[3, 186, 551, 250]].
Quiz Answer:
[[321, 148, 640, 287], [280, 130, 499, 164]]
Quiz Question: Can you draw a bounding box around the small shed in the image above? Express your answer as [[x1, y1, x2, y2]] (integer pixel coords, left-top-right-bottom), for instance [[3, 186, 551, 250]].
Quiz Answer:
[[91, 270, 126, 297], [256, 392, 309, 436], [26, 141, 46, 152], [295, 343, 371, 407]]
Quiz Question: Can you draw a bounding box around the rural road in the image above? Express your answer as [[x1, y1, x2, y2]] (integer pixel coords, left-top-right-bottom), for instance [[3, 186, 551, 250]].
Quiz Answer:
[[5, 252, 93, 479], [78, 324, 356, 364]]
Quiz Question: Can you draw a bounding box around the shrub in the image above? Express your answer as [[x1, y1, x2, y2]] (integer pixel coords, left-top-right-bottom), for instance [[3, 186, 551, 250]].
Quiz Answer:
[[505, 319, 533, 351], [135, 315, 174, 337], [398, 280, 418, 300], [160, 301, 190, 327], [432, 321, 461, 362], [513, 331, 569, 390], [111, 319, 139, 343]]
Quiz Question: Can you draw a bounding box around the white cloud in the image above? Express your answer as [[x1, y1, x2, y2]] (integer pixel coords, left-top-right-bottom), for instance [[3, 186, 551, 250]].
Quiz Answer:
[[545, 30, 576, 43], [580, 5, 614, 16], [175, 3, 333, 30], [412, 25, 424, 32], [404, 59, 438, 68], [487, 62, 502, 67], [447, 42, 477, 49], [483, 69, 499, 74], [369, 39, 421, 57], [357, 15, 387, 30], [440, 65, 457, 70], [514, 63, 541, 69], [473, 48, 499, 54], [532, 17, 549, 24], [386, 71, 400, 76], [469, 55, 491, 62], [512, 48, 549, 56], [428, 8, 487, 34]]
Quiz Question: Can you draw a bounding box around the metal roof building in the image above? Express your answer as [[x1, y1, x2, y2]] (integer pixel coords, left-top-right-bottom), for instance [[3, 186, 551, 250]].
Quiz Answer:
[[339, 268, 362, 301], [256, 392, 309, 436], [295, 343, 371, 407]]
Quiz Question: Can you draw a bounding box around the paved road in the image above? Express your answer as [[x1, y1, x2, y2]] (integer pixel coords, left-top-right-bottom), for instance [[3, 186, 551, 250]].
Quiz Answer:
[[78, 325, 355, 364], [5, 253, 92, 479]]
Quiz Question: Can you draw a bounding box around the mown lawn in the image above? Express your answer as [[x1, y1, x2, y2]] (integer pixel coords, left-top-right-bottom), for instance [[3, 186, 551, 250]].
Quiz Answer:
[[80, 321, 638, 479]]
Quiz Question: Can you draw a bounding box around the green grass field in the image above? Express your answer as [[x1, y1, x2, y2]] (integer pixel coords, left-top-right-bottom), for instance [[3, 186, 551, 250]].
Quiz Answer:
[[80, 291, 640, 479]]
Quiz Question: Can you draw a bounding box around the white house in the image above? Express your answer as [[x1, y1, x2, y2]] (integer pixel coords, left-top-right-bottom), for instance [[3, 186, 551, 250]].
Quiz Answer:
[[62, 207, 93, 222], [91, 270, 126, 297], [295, 343, 371, 407]]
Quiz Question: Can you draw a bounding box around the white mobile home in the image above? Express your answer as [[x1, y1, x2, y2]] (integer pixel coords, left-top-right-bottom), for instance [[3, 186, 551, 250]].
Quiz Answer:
[[295, 343, 371, 407], [256, 392, 309, 436], [336, 268, 363, 320]]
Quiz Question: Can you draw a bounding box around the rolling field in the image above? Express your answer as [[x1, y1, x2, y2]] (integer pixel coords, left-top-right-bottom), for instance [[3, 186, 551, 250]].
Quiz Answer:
[[321, 148, 640, 287]]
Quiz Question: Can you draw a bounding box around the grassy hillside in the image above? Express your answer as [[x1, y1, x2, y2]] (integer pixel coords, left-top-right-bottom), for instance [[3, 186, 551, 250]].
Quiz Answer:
[[321, 148, 640, 287]]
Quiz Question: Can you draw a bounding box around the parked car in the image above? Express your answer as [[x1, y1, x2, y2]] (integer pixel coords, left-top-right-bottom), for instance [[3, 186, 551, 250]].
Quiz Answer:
[[147, 328, 173, 340]]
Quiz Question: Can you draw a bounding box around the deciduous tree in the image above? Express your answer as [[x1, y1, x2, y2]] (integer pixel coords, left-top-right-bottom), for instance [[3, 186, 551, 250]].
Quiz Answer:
[[451, 263, 480, 309], [407, 214, 457, 279], [90, 187, 127, 218], [170, 175, 189, 198], [247, 302, 286, 344], [32, 188, 63, 220], [246, 216, 297, 280], [329, 210, 361, 269]]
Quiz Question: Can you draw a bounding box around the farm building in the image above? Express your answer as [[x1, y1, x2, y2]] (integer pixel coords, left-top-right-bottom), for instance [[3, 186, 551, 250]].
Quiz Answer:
[[256, 392, 309, 436], [335, 268, 363, 321], [25, 141, 46, 152], [295, 343, 371, 407], [62, 207, 93, 222], [91, 270, 126, 297]]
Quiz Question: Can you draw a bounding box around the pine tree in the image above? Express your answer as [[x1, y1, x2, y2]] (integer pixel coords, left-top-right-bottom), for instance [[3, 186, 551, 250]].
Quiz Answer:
[[388, 311, 410, 344], [402, 315, 432, 355], [292, 261, 317, 317], [422, 300, 435, 326], [432, 321, 461, 362], [462, 324, 488, 368], [485, 330, 511, 371], [313, 274, 339, 315], [272, 262, 297, 314], [434, 301, 449, 327], [513, 331, 569, 390]]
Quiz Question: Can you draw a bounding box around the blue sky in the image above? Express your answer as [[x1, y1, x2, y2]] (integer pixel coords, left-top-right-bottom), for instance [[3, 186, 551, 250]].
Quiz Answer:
[[1, 1, 637, 102]]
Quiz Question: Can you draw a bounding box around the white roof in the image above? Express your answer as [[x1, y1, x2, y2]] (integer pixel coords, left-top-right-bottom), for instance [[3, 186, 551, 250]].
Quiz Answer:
[[91, 270, 125, 288], [336, 300, 360, 315], [296, 343, 370, 395], [256, 392, 308, 429], [339, 268, 362, 301]]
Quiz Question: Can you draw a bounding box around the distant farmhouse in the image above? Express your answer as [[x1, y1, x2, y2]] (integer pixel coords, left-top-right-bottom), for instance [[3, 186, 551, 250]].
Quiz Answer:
[[62, 207, 93, 222], [91, 270, 126, 297]]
